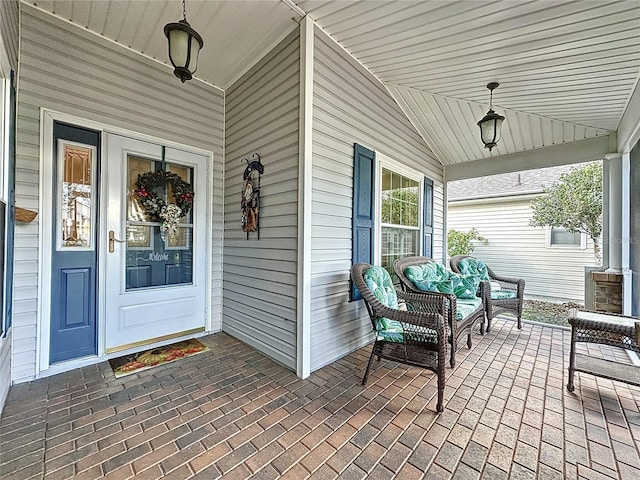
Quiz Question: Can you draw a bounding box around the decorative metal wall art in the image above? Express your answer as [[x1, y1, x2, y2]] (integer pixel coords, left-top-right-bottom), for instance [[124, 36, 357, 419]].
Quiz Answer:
[[241, 153, 264, 239]]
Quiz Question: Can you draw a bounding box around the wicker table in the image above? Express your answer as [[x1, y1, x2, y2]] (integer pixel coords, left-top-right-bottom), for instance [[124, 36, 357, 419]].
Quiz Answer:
[[567, 310, 640, 392]]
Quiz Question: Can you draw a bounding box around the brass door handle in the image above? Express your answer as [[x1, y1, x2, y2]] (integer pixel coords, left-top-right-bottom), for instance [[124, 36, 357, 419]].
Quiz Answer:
[[108, 230, 125, 253]]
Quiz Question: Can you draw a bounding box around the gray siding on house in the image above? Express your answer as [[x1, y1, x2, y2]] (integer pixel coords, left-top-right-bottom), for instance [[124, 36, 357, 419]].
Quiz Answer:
[[0, 0, 19, 72], [224, 29, 300, 370], [310, 29, 443, 371], [13, 5, 224, 382], [448, 198, 598, 303]]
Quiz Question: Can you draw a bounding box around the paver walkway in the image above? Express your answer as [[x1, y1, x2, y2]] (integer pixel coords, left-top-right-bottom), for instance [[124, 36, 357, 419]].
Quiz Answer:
[[1, 317, 639, 479]]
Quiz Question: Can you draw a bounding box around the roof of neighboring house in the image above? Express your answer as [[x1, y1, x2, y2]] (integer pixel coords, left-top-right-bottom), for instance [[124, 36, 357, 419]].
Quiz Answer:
[[447, 162, 594, 201]]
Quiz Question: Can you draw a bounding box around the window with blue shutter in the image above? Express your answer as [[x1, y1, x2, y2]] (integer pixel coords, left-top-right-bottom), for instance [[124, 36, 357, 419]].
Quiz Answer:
[[351, 144, 375, 301]]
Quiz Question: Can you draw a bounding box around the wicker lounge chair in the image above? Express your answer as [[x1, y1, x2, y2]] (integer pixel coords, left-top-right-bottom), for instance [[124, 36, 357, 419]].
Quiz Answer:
[[393, 256, 486, 368], [450, 255, 525, 331], [351, 263, 447, 412]]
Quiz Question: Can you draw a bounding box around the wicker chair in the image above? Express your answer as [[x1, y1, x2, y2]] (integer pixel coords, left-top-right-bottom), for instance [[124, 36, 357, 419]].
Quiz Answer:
[[351, 263, 447, 412], [393, 256, 486, 368], [450, 255, 525, 331]]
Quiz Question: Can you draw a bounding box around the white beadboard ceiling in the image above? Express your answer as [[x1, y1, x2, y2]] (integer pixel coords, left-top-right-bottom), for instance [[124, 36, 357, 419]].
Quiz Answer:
[[24, 0, 640, 166]]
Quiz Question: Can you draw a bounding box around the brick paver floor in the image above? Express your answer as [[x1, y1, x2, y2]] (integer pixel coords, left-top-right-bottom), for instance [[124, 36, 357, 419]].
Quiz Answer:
[[1, 317, 639, 479]]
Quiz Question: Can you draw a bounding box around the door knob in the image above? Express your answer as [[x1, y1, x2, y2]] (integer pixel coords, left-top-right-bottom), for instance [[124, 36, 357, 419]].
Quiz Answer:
[[108, 230, 125, 253]]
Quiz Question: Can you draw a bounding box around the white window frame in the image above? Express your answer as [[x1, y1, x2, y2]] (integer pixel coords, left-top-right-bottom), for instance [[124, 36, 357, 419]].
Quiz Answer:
[[374, 152, 424, 266], [546, 226, 586, 249]]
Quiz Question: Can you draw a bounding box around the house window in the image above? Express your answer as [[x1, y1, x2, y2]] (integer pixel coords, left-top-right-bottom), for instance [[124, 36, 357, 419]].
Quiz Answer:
[[548, 227, 584, 248], [379, 166, 420, 278]]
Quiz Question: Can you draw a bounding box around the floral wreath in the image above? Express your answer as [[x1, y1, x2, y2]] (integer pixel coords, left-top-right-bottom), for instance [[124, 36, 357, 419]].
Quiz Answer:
[[134, 170, 194, 237]]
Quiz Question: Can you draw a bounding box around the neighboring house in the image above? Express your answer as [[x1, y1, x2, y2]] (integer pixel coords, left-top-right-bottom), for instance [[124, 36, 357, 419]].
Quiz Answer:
[[0, 1, 638, 417], [447, 164, 600, 303]]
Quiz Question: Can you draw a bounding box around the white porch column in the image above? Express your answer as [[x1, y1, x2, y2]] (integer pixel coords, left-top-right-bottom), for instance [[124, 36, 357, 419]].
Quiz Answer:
[[605, 153, 623, 273]]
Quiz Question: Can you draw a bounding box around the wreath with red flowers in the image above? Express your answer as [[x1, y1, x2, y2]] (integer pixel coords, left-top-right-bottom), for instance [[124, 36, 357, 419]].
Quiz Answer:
[[134, 170, 194, 222]]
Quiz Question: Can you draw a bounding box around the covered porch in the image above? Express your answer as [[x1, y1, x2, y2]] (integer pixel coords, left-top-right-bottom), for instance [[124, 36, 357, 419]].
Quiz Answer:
[[1, 317, 639, 479]]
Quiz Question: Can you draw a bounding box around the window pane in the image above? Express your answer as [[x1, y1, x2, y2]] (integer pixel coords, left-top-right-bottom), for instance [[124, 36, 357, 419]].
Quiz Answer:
[[550, 227, 581, 246], [381, 168, 419, 227], [381, 226, 419, 279], [60, 144, 94, 248]]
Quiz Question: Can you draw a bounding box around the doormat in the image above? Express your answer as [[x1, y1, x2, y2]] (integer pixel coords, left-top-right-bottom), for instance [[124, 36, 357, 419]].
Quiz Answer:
[[109, 339, 209, 378]]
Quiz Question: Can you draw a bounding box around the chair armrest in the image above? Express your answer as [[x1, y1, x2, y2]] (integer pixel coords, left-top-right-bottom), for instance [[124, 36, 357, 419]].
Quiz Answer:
[[489, 274, 525, 294], [397, 290, 447, 315], [372, 301, 445, 333], [490, 273, 523, 285]]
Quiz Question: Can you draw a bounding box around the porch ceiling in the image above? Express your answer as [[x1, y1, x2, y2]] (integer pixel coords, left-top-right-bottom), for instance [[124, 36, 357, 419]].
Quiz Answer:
[[25, 0, 640, 167]]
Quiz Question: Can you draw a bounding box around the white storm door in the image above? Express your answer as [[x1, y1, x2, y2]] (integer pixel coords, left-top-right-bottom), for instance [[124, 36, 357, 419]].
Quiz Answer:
[[104, 134, 208, 353]]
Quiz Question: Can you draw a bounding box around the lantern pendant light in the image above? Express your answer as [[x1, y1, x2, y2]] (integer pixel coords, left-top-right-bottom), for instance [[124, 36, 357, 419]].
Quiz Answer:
[[164, 0, 204, 83], [477, 82, 505, 151]]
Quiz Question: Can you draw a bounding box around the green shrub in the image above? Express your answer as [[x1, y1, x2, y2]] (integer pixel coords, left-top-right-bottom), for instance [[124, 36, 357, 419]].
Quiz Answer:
[[447, 228, 488, 257]]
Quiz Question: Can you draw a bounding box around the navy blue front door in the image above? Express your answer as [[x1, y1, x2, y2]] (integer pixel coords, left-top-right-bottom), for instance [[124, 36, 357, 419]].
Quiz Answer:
[[50, 123, 99, 363]]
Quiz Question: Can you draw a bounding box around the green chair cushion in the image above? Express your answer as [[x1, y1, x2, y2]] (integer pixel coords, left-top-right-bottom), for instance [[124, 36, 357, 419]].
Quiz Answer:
[[491, 290, 517, 300], [364, 266, 398, 310], [364, 266, 399, 331], [456, 297, 483, 321], [404, 263, 453, 294], [449, 273, 481, 299], [457, 257, 490, 281]]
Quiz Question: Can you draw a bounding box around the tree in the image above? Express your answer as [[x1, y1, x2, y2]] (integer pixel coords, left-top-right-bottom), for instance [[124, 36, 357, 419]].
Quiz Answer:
[[447, 228, 488, 257], [530, 162, 603, 263]]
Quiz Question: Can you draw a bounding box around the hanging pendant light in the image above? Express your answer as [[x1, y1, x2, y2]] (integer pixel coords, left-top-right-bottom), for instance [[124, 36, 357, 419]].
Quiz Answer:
[[164, 0, 204, 83], [477, 82, 505, 151]]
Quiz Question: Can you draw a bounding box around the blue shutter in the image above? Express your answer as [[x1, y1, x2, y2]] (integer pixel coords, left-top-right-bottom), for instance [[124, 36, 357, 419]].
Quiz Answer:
[[423, 177, 433, 258], [351, 144, 375, 301]]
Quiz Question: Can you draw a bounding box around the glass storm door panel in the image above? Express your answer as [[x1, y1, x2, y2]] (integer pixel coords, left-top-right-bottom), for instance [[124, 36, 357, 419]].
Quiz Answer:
[[125, 157, 194, 289], [104, 134, 207, 354], [50, 123, 99, 363]]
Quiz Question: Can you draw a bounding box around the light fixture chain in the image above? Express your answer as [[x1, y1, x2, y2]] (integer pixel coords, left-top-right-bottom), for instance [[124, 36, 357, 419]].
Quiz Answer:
[[489, 89, 493, 110], [182, 0, 187, 22]]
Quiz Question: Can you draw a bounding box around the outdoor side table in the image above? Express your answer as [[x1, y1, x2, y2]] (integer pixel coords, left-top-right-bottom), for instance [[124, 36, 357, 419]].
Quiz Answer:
[[567, 310, 640, 392]]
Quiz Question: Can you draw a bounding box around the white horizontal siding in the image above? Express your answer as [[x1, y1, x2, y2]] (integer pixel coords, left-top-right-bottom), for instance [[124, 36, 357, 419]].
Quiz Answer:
[[224, 29, 300, 371], [13, 5, 225, 382], [310, 28, 444, 371], [0, 0, 19, 73], [447, 198, 598, 303]]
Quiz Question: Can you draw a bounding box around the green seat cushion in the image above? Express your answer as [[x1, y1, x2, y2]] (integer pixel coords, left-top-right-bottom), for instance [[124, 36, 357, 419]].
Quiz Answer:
[[374, 318, 404, 343], [456, 297, 483, 320], [457, 257, 490, 281], [491, 290, 517, 300], [449, 272, 481, 299], [404, 263, 453, 294], [375, 318, 438, 344]]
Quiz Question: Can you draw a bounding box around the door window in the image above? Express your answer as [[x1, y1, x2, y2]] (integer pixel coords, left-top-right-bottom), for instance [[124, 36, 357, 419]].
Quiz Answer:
[[58, 141, 96, 249], [126, 157, 194, 290]]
